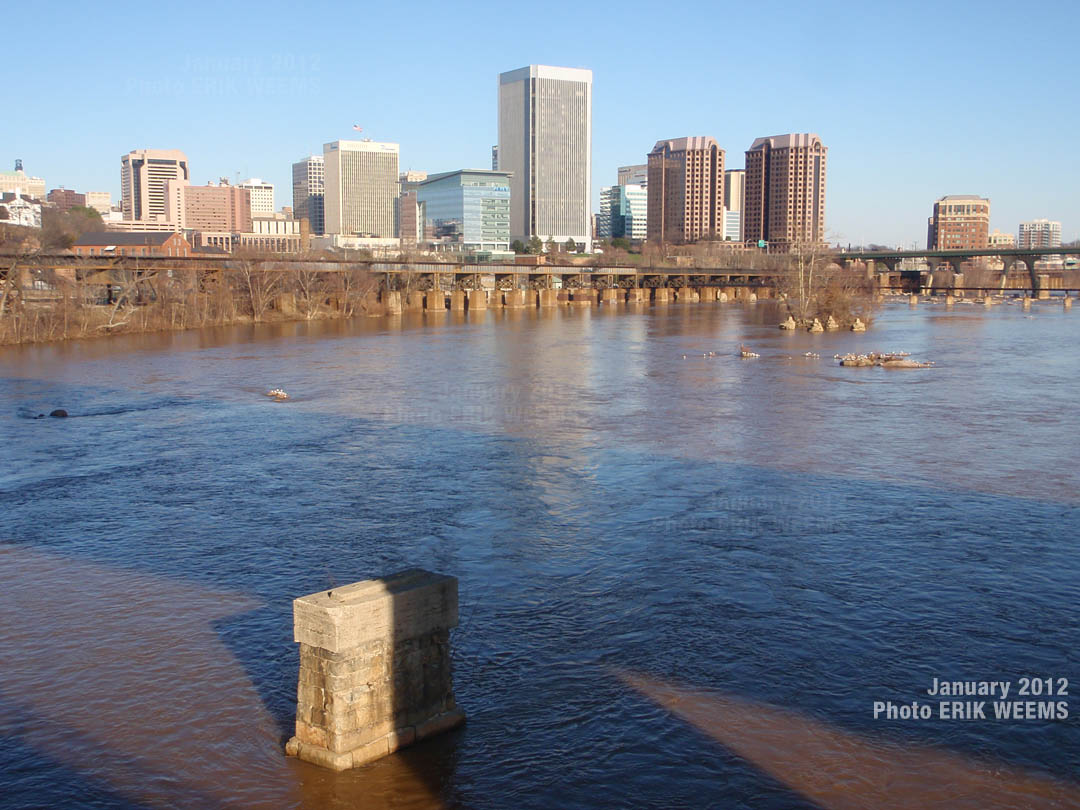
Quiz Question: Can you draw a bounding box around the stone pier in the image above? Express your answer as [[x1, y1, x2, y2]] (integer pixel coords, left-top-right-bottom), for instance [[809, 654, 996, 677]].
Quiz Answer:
[[425, 290, 445, 311], [909, 294, 919, 306], [1022, 297, 1032, 310], [405, 291, 425, 312], [285, 570, 465, 771], [504, 289, 527, 308], [700, 286, 717, 301], [450, 291, 466, 311], [601, 288, 621, 305], [468, 290, 487, 311], [626, 288, 646, 303], [1037, 275, 1051, 299], [653, 288, 671, 303], [538, 289, 558, 307], [384, 292, 402, 315], [1065, 296, 1073, 310], [677, 287, 699, 303], [489, 289, 504, 309]]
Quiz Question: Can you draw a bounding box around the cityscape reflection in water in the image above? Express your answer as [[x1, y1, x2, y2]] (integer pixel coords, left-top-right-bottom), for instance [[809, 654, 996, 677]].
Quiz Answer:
[[1, 299, 1078, 809]]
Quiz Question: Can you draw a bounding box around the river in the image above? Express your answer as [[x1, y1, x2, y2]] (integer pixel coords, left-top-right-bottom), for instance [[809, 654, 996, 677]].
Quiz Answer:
[[1, 298, 1078, 809]]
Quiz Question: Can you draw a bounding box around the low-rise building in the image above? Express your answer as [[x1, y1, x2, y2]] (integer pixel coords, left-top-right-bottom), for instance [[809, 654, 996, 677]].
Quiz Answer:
[[84, 192, 112, 215], [0, 191, 43, 228], [71, 231, 192, 257], [415, 169, 512, 256], [47, 188, 86, 212], [988, 229, 1016, 249]]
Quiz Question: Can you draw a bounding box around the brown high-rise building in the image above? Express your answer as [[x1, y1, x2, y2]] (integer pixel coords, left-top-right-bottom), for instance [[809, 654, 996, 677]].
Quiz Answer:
[[166, 180, 252, 233], [646, 137, 724, 244], [926, 195, 990, 250], [743, 133, 827, 249]]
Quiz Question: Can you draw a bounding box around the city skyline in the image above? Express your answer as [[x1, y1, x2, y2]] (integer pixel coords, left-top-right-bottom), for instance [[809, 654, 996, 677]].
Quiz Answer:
[[4, 0, 1078, 247]]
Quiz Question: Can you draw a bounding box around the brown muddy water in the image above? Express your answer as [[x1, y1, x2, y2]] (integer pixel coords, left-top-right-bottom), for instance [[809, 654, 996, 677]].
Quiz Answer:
[[1, 298, 1078, 809]]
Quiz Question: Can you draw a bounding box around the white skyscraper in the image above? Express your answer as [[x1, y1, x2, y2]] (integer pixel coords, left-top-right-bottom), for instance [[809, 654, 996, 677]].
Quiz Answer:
[[292, 155, 325, 235], [1018, 219, 1062, 249], [498, 64, 592, 249], [323, 140, 399, 238], [238, 178, 275, 216]]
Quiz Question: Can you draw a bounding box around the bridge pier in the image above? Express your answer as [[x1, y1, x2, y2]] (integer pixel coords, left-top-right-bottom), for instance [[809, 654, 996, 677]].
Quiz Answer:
[[425, 289, 445, 311], [468, 290, 487, 311], [653, 288, 671, 303], [450, 291, 465, 311], [626, 288, 646, 304]]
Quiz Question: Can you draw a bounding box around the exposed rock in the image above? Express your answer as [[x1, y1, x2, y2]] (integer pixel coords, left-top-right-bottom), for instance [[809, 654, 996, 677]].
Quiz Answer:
[[808, 318, 824, 333], [851, 318, 866, 332], [779, 316, 797, 330], [825, 315, 839, 330], [49, 409, 68, 418]]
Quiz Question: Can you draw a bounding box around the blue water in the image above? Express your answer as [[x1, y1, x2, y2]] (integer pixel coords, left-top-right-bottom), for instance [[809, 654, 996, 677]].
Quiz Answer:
[[1, 298, 1078, 809]]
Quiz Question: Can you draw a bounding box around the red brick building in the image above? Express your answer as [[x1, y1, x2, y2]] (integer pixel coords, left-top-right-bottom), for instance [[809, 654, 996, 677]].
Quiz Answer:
[[71, 231, 192, 257]]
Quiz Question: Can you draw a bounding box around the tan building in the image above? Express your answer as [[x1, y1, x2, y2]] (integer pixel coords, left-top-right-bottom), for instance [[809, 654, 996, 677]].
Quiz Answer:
[[166, 180, 252, 233], [927, 195, 990, 250], [0, 160, 46, 200], [121, 149, 189, 222], [743, 133, 827, 249], [646, 136, 725, 243], [988, 229, 1016, 249], [84, 191, 112, 215]]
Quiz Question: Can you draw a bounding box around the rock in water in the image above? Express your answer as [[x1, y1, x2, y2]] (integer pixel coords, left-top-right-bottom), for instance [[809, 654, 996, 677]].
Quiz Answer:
[[851, 318, 866, 332], [779, 316, 797, 330], [826, 315, 839, 330], [808, 318, 825, 333], [49, 409, 68, 418]]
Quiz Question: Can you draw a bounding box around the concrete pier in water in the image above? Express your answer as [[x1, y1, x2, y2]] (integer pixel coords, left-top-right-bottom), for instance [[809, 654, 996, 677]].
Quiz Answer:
[[285, 569, 464, 771], [425, 290, 445, 311], [468, 290, 487, 311]]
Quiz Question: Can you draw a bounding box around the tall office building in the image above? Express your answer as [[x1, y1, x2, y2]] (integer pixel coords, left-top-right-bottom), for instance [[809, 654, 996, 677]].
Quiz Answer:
[[743, 134, 827, 249], [646, 136, 725, 244], [323, 140, 399, 238], [926, 195, 990, 250], [398, 171, 428, 245], [1018, 219, 1062, 249], [491, 145, 499, 171], [498, 64, 592, 248], [166, 180, 252, 233], [617, 164, 648, 187], [238, 178, 274, 216], [599, 184, 647, 242], [120, 149, 189, 221], [723, 169, 745, 242], [292, 155, 325, 235]]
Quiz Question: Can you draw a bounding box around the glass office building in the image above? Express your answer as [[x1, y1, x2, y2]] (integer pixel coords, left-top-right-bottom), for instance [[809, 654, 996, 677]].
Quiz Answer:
[[598, 184, 647, 241], [416, 170, 512, 256]]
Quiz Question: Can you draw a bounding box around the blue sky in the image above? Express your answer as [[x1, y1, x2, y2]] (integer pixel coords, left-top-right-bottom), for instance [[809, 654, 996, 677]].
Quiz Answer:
[[6, 0, 1078, 246]]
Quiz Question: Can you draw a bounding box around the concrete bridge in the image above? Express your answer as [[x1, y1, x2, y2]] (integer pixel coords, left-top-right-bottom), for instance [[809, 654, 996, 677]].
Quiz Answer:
[[5, 250, 1077, 299]]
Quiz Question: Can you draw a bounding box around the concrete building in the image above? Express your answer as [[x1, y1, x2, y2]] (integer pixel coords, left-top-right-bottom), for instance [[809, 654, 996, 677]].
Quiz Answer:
[[71, 231, 192, 257], [238, 216, 304, 253], [238, 178, 274, 216], [84, 191, 112, 215], [647, 136, 725, 244], [926, 195, 990, 250], [0, 160, 46, 200], [120, 149, 189, 222], [292, 155, 325, 235], [46, 188, 86, 212], [743, 134, 827, 249], [166, 180, 252, 233], [323, 140, 399, 238], [415, 169, 512, 256], [617, 164, 648, 187], [599, 184, 647, 242], [1018, 219, 1062, 249], [0, 192, 43, 228], [989, 229, 1016, 249], [723, 169, 745, 242], [498, 64, 593, 249]]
